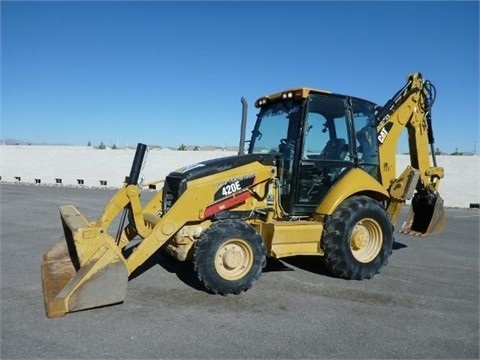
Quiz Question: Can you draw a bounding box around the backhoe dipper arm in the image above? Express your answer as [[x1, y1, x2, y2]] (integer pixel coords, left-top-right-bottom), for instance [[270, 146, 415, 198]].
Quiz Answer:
[[375, 72, 445, 235]]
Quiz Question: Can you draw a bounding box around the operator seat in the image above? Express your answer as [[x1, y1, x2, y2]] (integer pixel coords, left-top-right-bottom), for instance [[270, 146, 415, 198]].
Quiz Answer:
[[319, 138, 347, 160], [356, 125, 379, 178], [356, 126, 376, 162]]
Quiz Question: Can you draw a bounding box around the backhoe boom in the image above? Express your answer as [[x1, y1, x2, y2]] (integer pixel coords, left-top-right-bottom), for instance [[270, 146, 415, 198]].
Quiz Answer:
[[375, 72, 445, 234]]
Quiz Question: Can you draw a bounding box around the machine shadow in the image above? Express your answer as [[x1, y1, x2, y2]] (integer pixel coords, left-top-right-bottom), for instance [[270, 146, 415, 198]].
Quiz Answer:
[[273, 256, 334, 277], [267, 240, 408, 277], [126, 239, 408, 292], [127, 247, 205, 291], [392, 240, 407, 250], [127, 248, 320, 292]]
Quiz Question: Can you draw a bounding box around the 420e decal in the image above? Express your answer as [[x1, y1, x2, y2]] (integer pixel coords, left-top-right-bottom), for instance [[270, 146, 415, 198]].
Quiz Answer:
[[214, 174, 256, 201]]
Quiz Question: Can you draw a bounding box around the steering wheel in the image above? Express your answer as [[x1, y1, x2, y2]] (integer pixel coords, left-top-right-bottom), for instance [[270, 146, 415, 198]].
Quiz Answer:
[[280, 138, 296, 150], [279, 138, 295, 159], [280, 138, 294, 148]]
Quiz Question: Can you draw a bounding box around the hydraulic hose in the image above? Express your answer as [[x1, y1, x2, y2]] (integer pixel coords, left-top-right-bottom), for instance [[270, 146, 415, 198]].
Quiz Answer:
[[375, 79, 413, 123], [421, 80, 437, 166]]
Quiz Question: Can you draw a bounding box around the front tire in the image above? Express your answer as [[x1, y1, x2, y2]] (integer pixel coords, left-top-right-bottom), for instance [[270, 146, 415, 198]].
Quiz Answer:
[[321, 196, 393, 280], [193, 220, 266, 295]]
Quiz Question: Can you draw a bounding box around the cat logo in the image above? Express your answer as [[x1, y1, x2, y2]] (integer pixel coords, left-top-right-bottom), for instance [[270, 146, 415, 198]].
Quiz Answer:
[[377, 123, 393, 144]]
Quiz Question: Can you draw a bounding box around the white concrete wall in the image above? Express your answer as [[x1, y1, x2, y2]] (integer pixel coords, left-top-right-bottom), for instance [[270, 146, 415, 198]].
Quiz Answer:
[[1, 145, 478, 208]]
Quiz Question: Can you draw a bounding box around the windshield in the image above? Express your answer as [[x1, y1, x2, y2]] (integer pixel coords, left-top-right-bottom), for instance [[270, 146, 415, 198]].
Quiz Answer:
[[249, 100, 303, 154]]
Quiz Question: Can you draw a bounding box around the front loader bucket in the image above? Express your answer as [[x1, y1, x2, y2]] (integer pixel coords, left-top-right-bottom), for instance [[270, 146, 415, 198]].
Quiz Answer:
[[41, 206, 128, 318], [400, 190, 446, 236]]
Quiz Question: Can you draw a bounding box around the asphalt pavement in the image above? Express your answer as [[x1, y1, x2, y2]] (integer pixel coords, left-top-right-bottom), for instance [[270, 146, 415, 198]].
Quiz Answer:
[[1, 184, 478, 359]]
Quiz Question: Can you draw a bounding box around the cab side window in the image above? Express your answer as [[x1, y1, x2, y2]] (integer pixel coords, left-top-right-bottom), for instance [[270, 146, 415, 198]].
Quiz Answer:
[[302, 113, 329, 158], [352, 101, 379, 176], [302, 96, 350, 161]]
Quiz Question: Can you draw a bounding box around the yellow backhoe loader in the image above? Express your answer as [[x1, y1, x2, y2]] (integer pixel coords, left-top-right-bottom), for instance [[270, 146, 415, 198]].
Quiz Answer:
[[42, 72, 445, 317]]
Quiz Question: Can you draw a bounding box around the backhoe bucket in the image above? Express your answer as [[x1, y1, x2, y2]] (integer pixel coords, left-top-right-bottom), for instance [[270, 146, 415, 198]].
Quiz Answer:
[[400, 190, 446, 236], [41, 205, 128, 318]]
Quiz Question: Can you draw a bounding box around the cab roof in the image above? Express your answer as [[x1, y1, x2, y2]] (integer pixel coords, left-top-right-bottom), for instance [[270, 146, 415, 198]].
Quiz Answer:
[[254, 87, 376, 108]]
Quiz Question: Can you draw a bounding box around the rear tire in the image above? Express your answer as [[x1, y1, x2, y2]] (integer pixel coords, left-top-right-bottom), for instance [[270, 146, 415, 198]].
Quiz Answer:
[[321, 196, 393, 279], [193, 220, 266, 295]]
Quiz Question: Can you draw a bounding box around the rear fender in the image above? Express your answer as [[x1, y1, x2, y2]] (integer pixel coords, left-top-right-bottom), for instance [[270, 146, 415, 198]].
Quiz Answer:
[[314, 168, 389, 216]]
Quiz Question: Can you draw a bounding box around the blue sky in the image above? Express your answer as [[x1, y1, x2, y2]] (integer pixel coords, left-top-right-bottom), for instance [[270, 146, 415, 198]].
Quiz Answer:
[[1, 1, 479, 153]]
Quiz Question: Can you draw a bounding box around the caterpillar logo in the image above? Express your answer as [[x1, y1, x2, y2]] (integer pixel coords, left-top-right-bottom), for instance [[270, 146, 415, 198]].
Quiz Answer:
[[378, 123, 393, 144]]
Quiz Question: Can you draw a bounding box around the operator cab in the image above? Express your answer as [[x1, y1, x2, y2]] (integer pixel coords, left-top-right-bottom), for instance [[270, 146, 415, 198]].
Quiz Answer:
[[249, 88, 379, 215]]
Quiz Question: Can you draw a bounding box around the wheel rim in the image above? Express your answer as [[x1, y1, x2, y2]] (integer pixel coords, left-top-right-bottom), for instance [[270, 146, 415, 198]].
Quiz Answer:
[[350, 218, 383, 263], [215, 239, 253, 281]]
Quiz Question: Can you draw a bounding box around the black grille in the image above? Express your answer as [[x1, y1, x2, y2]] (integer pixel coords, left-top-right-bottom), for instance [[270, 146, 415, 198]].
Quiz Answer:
[[162, 175, 187, 214]]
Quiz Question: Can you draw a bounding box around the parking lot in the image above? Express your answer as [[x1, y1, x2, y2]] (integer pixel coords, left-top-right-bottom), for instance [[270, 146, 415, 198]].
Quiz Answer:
[[1, 184, 478, 359]]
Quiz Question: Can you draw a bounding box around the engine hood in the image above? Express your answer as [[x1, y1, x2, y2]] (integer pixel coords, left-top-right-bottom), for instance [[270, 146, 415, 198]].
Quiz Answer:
[[169, 153, 276, 182]]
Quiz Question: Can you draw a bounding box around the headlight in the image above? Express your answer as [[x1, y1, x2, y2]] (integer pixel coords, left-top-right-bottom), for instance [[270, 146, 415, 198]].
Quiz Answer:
[[255, 98, 268, 107]]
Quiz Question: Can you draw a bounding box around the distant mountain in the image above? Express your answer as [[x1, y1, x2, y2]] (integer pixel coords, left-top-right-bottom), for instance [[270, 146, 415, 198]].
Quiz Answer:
[[1, 138, 31, 145], [0, 138, 70, 146]]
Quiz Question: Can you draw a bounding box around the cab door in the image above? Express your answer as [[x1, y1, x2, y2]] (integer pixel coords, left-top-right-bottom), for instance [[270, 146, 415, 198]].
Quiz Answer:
[[291, 95, 354, 214]]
